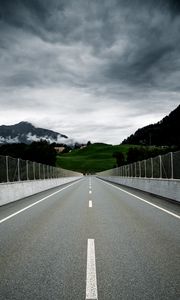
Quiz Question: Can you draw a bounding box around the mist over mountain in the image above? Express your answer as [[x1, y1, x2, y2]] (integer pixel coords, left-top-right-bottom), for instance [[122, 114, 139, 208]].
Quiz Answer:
[[122, 105, 180, 146], [0, 121, 68, 144]]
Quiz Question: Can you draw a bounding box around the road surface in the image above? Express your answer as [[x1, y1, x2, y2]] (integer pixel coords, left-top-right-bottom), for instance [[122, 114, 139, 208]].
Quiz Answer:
[[0, 177, 180, 299]]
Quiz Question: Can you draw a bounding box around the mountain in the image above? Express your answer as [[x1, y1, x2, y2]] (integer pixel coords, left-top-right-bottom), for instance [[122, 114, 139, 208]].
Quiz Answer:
[[122, 105, 180, 146], [0, 121, 68, 144]]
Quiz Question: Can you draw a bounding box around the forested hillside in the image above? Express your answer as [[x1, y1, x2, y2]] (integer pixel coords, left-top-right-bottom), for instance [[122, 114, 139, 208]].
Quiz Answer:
[[122, 105, 180, 146]]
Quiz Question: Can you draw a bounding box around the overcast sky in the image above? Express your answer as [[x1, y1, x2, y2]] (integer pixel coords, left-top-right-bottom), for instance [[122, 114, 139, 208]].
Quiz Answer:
[[0, 0, 180, 144]]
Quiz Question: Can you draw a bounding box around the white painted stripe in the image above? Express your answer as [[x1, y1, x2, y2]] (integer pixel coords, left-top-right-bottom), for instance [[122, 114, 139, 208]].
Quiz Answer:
[[89, 190, 92, 194], [0, 180, 81, 224], [100, 179, 180, 220], [86, 239, 98, 299], [89, 200, 92, 208]]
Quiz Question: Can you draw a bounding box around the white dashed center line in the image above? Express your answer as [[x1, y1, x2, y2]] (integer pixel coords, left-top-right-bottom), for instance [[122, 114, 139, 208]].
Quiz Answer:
[[89, 200, 92, 208], [86, 239, 98, 299]]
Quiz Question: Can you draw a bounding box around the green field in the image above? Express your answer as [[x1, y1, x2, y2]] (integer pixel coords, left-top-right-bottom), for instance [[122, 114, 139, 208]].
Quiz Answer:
[[56, 143, 135, 174]]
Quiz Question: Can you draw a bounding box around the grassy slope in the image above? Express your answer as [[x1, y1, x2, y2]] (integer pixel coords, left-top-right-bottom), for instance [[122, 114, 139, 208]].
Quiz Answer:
[[56, 143, 135, 174]]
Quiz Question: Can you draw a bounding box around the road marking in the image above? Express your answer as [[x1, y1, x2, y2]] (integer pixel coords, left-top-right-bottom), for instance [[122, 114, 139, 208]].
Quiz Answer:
[[89, 190, 92, 194], [89, 200, 92, 208], [86, 239, 98, 299], [100, 179, 180, 220], [0, 180, 82, 224]]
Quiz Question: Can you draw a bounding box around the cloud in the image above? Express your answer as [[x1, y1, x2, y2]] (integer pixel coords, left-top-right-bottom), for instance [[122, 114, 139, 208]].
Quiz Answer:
[[0, 0, 180, 144], [0, 136, 19, 144], [26, 132, 76, 145]]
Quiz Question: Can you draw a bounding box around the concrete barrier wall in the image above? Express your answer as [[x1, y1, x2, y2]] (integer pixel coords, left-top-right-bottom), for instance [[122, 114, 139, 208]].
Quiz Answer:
[[97, 176, 180, 203], [0, 177, 82, 206]]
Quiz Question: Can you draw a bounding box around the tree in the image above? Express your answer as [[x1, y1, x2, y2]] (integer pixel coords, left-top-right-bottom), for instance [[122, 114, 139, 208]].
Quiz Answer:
[[112, 151, 125, 167], [26, 140, 57, 165], [0, 141, 57, 166]]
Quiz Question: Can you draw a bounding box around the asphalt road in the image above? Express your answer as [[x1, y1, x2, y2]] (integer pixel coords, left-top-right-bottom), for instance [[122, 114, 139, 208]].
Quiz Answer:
[[0, 177, 180, 300]]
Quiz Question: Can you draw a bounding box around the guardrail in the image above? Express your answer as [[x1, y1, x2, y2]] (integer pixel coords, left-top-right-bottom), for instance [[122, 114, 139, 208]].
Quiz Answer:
[[0, 155, 81, 183], [97, 150, 180, 179]]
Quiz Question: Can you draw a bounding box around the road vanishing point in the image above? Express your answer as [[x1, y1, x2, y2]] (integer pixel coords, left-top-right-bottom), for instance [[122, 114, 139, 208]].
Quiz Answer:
[[0, 177, 180, 299]]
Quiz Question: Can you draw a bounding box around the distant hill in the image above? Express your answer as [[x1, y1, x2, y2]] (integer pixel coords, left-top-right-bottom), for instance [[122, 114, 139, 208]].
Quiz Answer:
[[122, 105, 180, 146], [56, 142, 175, 174], [57, 143, 134, 173], [0, 121, 68, 144]]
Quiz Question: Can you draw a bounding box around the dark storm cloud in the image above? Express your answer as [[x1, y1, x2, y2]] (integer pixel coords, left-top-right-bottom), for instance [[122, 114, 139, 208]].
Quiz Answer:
[[100, 1, 180, 90], [0, 0, 180, 90], [0, 0, 180, 143]]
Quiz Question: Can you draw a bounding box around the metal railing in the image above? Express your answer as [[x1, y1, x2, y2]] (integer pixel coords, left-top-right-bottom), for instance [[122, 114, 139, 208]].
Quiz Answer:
[[97, 150, 180, 179], [0, 155, 82, 183]]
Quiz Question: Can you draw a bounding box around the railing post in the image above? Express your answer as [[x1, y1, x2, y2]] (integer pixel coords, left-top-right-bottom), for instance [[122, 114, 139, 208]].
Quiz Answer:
[[6, 156, 9, 182], [132, 163, 134, 177], [50, 166, 52, 179], [151, 157, 153, 178], [18, 158, 20, 181], [144, 160, 147, 178], [33, 162, 36, 180], [39, 163, 41, 179], [43, 165, 45, 179], [26, 160, 29, 180], [139, 161, 141, 177], [159, 155, 162, 179], [49, 165, 50, 178], [46, 165, 48, 179], [135, 162, 137, 177], [170, 152, 174, 179]]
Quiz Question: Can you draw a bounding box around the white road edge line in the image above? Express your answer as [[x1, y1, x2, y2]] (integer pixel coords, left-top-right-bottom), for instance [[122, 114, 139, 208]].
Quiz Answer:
[[89, 200, 92, 208], [99, 179, 180, 220], [86, 239, 98, 300], [0, 179, 82, 224]]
